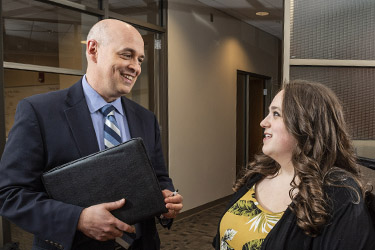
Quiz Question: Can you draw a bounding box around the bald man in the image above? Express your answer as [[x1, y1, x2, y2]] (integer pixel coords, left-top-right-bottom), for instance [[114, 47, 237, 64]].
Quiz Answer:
[[0, 19, 182, 250]]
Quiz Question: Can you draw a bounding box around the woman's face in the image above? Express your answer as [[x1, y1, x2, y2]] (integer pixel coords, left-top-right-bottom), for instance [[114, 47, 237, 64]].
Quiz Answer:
[[260, 90, 297, 164]]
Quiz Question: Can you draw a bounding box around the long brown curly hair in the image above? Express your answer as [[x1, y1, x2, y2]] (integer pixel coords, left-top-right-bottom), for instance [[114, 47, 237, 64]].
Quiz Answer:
[[234, 80, 364, 236]]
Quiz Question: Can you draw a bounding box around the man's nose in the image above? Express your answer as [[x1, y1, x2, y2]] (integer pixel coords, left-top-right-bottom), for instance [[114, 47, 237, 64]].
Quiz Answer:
[[128, 60, 141, 74]]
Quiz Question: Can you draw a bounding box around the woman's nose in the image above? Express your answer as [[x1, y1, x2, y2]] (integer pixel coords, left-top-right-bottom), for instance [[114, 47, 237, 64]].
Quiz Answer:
[[260, 116, 270, 128]]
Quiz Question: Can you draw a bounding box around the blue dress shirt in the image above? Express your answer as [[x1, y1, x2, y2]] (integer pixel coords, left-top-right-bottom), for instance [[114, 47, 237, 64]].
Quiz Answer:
[[82, 75, 131, 151]]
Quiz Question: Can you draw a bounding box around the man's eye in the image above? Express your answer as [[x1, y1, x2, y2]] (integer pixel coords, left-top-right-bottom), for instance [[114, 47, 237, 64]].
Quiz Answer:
[[138, 58, 144, 64], [121, 54, 131, 59]]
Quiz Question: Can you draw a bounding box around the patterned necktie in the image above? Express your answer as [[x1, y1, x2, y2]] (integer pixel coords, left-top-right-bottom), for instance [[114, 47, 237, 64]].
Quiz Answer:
[[100, 104, 122, 149]]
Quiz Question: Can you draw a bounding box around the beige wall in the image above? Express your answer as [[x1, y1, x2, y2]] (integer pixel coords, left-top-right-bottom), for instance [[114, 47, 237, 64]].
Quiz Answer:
[[167, 0, 280, 211], [353, 140, 375, 159]]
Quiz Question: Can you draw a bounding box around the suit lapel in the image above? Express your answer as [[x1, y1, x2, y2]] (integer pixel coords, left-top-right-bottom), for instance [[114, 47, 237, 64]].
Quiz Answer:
[[122, 97, 144, 139], [64, 80, 99, 157]]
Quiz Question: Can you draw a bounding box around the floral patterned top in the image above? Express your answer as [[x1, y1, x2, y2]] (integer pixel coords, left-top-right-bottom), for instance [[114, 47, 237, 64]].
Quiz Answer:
[[219, 185, 284, 250]]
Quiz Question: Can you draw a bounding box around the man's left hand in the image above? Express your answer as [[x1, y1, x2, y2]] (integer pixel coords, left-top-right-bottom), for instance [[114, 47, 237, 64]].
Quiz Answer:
[[161, 189, 183, 219]]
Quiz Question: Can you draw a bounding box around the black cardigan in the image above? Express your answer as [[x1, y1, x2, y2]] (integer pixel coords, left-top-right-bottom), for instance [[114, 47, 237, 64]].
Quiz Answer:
[[213, 174, 375, 250]]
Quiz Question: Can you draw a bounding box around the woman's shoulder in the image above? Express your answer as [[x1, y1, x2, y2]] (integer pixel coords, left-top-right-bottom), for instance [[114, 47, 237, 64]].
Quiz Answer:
[[229, 174, 263, 202], [324, 172, 363, 210], [244, 174, 263, 189]]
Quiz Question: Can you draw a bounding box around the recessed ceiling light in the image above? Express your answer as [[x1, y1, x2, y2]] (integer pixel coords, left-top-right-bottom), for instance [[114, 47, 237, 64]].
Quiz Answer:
[[256, 11, 270, 16]]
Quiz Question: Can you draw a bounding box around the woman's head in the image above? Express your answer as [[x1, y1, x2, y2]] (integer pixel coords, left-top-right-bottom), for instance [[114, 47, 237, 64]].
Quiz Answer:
[[236, 80, 362, 236], [281, 80, 356, 175], [260, 80, 354, 174]]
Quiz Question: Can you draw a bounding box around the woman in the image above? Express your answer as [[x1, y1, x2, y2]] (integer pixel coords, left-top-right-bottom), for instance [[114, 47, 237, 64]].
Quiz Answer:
[[213, 80, 375, 250]]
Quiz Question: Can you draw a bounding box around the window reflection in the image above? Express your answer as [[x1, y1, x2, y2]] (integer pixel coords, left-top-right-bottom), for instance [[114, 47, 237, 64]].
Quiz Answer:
[[3, 0, 97, 70], [69, 0, 99, 8], [4, 69, 82, 136], [109, 0, 162, 26]]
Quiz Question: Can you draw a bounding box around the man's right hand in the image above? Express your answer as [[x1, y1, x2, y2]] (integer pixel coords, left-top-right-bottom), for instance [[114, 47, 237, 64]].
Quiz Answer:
[[77, 198, 135, 241]]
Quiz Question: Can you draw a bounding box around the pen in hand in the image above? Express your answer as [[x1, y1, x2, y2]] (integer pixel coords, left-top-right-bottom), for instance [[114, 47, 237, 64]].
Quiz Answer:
[[171, 189, 179, 197], [160, 189, 179, 219]]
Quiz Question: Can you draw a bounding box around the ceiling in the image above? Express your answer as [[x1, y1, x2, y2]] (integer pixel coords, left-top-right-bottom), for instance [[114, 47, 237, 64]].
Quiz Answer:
[[197, 0, 283, 39]]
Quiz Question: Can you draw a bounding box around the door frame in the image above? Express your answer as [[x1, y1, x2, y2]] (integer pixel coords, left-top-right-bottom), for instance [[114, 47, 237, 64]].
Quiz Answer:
[[236, 70, 271, 177]]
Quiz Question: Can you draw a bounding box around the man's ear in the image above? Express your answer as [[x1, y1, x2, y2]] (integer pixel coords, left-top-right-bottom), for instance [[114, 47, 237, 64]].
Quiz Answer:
[[87, 40, 98, 63]]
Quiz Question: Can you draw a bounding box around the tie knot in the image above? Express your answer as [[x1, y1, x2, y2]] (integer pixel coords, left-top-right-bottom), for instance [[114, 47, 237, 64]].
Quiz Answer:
[[100, 104, 116, 117]]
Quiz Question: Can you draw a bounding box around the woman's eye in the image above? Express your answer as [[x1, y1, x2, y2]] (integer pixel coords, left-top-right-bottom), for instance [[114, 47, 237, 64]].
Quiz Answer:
[[273, 111, 280, 117]]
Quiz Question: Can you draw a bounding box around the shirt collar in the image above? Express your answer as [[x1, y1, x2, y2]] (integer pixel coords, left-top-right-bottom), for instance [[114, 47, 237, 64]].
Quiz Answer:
[[82, 75, 124, 116]]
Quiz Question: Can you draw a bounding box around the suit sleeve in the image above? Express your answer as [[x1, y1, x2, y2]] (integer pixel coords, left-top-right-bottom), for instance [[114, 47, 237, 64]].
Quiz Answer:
[[0, 99, 83, 250], [148, 115, 176, 229], [150, 114, 174, 192]]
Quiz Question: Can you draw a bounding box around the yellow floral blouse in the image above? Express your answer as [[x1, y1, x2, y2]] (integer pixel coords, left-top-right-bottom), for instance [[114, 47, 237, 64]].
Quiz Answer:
[[219, 185, 284, 250]]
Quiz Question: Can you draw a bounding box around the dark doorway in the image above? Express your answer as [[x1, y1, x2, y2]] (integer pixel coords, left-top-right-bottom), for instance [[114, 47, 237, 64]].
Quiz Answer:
[[236, 71, 270, 177]]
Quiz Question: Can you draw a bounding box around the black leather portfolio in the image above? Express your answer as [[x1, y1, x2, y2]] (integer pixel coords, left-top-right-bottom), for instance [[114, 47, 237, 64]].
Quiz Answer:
[[42, 138, 168, 225]]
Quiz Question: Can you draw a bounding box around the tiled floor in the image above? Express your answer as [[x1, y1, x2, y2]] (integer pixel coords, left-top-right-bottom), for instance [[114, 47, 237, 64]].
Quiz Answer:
[[157, 201, 227, 250]]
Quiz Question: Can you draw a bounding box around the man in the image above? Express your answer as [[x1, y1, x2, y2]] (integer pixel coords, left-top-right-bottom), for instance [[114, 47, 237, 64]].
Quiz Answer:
[[0, 19, 183, 250]]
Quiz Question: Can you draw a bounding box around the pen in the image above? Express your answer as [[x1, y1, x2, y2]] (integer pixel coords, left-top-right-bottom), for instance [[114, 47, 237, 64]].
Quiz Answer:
[[171, 189, 179, 197], [159, 189, 179, 220]]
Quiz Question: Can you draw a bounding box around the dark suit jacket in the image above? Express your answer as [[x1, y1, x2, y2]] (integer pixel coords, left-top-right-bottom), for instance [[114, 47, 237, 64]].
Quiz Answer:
[[0, 79, 174, 250]]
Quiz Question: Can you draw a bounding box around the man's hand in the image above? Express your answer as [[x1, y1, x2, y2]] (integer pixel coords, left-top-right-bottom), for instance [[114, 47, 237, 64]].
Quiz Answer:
[[77, 198, 135, 241], [161, 189, 183, 219]]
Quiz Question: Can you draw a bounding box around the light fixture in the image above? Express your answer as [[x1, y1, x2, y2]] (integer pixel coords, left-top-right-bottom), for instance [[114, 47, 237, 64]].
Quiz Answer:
[[256, 11, 270, 16]]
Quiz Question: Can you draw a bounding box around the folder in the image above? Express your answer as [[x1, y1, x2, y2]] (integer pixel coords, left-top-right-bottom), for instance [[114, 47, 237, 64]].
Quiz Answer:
[[42, 138, 168, 225]]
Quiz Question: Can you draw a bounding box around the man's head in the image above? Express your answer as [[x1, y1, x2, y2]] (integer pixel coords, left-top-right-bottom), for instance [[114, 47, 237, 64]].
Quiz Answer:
[[85, 19, 145, 102]]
